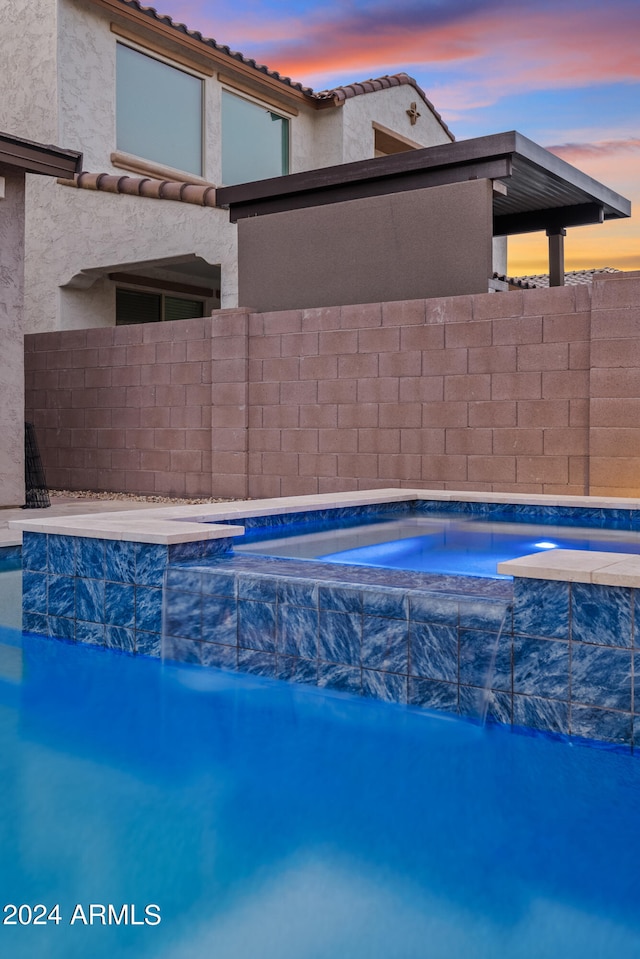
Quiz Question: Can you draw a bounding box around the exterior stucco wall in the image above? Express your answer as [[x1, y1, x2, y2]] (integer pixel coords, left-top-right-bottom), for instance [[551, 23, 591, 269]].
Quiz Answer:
[[0, 172, 26, 507], [22, 0, 240, 331], [339, 85, 452, 163], [304, 109, 344, 170], [237, 180, 494, 313], [0, 0, 59, 144], [58, 0, 116, 172], [25, 183, 238, 332]]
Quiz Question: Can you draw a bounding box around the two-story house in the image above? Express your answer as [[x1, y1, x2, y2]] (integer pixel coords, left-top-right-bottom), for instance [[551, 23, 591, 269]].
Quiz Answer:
[[0, 0, 455, 332]]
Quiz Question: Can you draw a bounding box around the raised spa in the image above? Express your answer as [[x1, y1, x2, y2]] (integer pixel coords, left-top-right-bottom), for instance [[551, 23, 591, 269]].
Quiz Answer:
[[14, 491, 640, 748]]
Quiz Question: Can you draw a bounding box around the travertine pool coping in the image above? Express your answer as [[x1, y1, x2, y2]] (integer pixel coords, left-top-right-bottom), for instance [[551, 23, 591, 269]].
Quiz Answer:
[[9, 487, 640, 587], [0, 530, 22, 548], [497, 550, 640, 586]]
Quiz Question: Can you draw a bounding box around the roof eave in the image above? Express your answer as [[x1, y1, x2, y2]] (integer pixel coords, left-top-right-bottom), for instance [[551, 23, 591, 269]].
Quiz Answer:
[[512, 131, 632, 220], [0, 133, 82, 178]]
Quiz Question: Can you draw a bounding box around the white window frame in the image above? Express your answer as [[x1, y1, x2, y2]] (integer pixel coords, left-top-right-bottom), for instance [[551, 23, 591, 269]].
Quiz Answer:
[[220, 84, 292, 185], [115, 39, 206, 178]]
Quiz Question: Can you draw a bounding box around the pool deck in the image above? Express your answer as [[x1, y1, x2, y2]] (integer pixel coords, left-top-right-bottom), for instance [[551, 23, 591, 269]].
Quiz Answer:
[[9, 487, 640, 586]]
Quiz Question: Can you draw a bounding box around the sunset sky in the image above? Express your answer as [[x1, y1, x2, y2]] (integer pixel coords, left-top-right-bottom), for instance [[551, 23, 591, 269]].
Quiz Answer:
[[168, 0, 639, 276]]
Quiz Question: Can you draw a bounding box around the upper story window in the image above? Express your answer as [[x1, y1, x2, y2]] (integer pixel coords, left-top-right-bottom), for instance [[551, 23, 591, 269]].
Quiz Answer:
[[116, 43, 203, 176], [222, 90, 289, 185]]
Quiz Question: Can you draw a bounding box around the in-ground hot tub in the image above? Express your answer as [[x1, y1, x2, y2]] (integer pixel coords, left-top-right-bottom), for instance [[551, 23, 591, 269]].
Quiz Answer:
[[232, 511, 640, 578], [11, 489, 640, 747]]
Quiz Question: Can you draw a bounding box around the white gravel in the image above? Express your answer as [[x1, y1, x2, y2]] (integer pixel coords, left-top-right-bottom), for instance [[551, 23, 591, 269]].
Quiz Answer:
[[50, 489, 244, 506]]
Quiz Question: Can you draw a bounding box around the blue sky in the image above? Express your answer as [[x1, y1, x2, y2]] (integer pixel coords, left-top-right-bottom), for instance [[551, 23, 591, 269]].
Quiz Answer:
[[168, 0, 639, 273]]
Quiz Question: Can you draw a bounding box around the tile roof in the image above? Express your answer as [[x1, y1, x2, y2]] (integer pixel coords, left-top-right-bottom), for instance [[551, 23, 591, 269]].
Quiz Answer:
[[110, 2, 454, 138], [114, 0, 314, 94], [512, 267, 622, 288], [315, 73, 454, 140], [59, 171, 217, 206], [492, 272, 538, 289]]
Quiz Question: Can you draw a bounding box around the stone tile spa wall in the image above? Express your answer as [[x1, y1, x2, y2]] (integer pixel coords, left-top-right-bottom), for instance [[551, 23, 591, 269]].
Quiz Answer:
[[24, 274, 640, 498], [19, 498, 640, 749], [159, 565, 640, 748]]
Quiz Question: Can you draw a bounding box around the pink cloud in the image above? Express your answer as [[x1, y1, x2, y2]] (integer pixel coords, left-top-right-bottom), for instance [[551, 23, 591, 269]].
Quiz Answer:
[[161, 1, 640, 125], [229, 1, 640, 98], [545, 140, 640, 205], [547, 139, 640, 162]]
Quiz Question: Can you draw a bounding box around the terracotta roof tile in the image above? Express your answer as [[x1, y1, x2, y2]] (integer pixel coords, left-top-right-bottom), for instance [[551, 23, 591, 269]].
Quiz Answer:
[[512, 267, 621, 288], [60, 171, 217, 206], [492, 272, 538, 289]]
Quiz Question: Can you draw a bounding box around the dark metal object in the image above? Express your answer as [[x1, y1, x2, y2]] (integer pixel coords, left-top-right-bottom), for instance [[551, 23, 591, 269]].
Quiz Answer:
[[0, 131, 82, 178], [224, 159, 511, 221], [23, 422, 50, 509], [217, 130, 630, 235], [547, 228, 567, 288], [495, 202, 604, 237]]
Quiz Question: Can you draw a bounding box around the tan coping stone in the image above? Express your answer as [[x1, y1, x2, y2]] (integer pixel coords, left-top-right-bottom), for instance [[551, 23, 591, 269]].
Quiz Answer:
[[0, 530, 21, 546], [592, 557, 640, 587], [9, 515, 246, 546], [497, 549, 632, 583], [9, 488, 640, 544]]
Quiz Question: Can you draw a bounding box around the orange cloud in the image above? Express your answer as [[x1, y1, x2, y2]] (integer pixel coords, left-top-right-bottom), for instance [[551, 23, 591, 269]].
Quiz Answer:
[[509, 228, 640, 276]]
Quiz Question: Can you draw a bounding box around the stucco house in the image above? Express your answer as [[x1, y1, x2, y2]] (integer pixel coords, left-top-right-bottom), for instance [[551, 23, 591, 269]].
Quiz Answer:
[[0, 0, 457, 333]]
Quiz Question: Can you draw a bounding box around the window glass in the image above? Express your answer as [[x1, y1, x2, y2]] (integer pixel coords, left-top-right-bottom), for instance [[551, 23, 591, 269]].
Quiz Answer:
[[116, 289, 161, 325], [222, 90, 289, 185], [116, 43, 203, 175], [164, 297, 205, 322], [116, 289, 205, 325]]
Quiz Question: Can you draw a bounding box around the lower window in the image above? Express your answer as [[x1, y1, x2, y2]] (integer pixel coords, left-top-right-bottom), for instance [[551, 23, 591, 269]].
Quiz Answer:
[[116, 289, 205, 325]]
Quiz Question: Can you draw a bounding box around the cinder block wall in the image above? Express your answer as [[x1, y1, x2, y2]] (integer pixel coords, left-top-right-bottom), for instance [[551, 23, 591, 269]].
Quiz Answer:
[[25, 317, 217, 497], [25, 276, 640, 499], [226, 287, 592, 498], [587, 274, 640, 496]]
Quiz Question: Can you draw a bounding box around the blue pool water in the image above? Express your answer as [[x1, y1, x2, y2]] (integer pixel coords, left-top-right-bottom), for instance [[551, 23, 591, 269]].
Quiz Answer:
[[2, 626, 640, 958], [236, 515, 640, 578], [0, 548, 21, 628]]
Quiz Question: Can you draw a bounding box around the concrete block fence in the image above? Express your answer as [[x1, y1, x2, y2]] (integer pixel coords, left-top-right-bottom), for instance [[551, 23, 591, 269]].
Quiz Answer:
[[24, 274, 640, 498]]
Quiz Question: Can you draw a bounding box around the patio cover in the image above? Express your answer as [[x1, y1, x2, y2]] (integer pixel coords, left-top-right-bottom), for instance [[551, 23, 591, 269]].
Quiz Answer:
[[218, 131, 631, 287]]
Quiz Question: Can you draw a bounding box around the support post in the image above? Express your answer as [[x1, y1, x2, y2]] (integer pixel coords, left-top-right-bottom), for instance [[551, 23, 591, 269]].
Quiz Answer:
[[546, 228, 566, 287]]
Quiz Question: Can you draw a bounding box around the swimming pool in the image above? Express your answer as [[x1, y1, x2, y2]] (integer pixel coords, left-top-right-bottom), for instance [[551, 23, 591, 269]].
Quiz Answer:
[[234, 514, 640, 578], [2, 626, 640, 959], [0, 546, 21, 629]]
